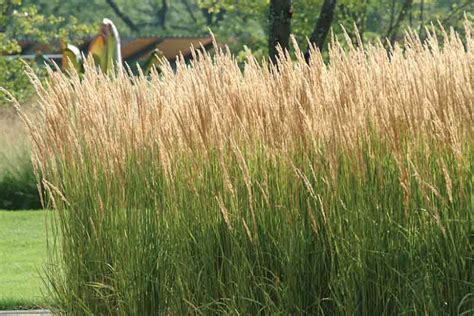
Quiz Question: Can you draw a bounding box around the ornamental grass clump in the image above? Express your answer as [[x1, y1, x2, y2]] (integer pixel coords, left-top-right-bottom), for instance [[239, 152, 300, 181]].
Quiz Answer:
[[19, 24, 473, 315]]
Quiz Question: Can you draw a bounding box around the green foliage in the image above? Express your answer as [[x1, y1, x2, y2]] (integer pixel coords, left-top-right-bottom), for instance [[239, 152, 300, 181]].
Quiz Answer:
[[0, 120, 41, 209], [23, 0, 211, 36], [0, 105, 41, 210], [0, 59, 40, 106], [8, 0, 471, 61], [197, 0, 473, 57], [44, 141, 473, 315], [0, 154, 40, 210], [1, 0, 92, 52], [0, 0, 93, 106]]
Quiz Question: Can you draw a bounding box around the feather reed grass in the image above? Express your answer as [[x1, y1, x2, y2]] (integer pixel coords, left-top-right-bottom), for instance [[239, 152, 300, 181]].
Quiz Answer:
[[18, 24, 474, 314]]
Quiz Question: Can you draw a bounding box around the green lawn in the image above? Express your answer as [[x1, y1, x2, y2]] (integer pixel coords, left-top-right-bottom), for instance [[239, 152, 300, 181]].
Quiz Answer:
[[0, 210, 48, 310]]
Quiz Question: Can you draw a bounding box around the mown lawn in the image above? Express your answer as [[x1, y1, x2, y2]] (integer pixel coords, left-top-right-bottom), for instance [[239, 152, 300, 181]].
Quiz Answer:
[[0, 210, 48, 310]]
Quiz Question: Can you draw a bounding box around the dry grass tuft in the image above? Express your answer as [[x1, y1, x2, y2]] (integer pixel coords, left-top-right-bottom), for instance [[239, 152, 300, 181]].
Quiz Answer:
[[23, 26, 473, 189]]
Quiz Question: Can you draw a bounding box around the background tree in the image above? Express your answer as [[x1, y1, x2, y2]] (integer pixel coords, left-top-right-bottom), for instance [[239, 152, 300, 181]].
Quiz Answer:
[[268, 0, 292, 63], [305, 0, 337, 61], [11, 0, 471, 59], [0, 0, 92, 105], [200, 0, 472, 60]]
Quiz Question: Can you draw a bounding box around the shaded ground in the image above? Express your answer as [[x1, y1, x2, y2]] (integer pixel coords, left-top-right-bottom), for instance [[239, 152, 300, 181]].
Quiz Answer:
[[0, 211, 48, 310]]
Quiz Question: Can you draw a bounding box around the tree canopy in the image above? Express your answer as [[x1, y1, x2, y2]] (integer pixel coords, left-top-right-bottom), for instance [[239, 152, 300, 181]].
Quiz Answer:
[[16, 0, 474, 57]]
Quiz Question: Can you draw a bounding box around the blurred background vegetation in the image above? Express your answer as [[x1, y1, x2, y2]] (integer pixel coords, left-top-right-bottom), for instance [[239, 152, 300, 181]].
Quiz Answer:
[[1, 0, 473, 105]]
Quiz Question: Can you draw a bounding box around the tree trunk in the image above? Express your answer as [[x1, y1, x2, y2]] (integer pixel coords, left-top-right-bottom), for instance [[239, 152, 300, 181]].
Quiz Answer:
[[157, 0, 169, 29], [386, 0, 413, 45], [201, 8, 213, 25], [201, 8, 225, 25], [268, 0, 292, 64], [419, 0, 424, 29], [304, 0, 337, 62]]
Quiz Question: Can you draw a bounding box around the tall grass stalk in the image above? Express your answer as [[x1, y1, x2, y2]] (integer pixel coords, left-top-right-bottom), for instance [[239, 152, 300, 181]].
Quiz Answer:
[[19, 25, 473, 314]]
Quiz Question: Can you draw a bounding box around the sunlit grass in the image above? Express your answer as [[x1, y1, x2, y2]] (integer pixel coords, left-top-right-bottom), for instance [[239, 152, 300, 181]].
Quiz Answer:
[[0, 210, 49, 310], [20, 24, 474, 315]]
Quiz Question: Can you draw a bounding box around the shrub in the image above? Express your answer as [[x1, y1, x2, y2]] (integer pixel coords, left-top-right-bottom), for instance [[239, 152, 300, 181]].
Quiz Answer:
[[0, 108, 41, 210], [21, 25, 473, 315], [0, 59, 47, 107], [0, 151, 40, 210]]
